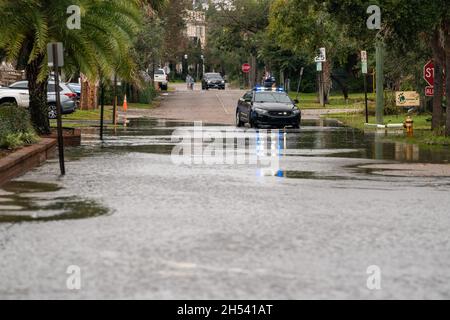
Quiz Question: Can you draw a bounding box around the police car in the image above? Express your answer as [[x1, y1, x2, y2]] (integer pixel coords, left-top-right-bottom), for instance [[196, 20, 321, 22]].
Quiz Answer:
[[235, 87, 301, 129]]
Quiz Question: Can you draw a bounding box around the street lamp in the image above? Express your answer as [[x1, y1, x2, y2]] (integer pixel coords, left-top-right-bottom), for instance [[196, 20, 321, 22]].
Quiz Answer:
[[183, 54, 188, 80], [200, 54, 205, 78]]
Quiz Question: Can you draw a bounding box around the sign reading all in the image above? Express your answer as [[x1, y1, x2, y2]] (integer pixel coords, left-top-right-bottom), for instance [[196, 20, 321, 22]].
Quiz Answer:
[[425, 86, 434, 97], [396, 91, 420, 107]]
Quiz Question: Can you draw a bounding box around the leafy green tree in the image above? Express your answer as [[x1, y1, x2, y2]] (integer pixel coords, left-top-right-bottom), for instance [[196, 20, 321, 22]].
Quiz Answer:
[[0, 0, 142, 134], [206, 0, 271, 86], [268, 0, 357, 102], [325, 0, 448, 131]]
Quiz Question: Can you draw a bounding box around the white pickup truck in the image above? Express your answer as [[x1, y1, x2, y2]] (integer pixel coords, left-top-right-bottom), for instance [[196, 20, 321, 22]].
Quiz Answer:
[[154, 68, 168, 90], [0, 81, 77, 119]]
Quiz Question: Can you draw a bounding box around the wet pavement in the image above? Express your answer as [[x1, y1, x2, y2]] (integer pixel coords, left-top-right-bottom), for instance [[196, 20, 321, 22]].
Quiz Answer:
[[1, 118, 450, 299]]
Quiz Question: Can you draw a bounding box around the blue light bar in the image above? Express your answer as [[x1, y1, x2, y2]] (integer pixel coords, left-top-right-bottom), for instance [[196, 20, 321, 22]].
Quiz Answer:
[[253, 86, 285, 92]]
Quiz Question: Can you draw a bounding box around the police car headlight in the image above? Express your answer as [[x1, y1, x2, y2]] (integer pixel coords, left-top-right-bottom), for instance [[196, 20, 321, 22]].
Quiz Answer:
[[292, 106, 300, 114], [253, 107, 268, 115]]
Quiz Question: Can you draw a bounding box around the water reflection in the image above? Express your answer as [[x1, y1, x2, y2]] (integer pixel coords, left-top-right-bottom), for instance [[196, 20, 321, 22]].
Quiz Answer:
[[0, 181, 110, 223], [72, 118, 450, 164]]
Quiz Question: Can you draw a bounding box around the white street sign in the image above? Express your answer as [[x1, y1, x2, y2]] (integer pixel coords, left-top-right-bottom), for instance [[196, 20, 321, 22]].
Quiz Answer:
[[314, 47, 326, 63], [362, 62, 368, 74], [316, 62, 322, 72], [47, 43, 64, 67], [361, 50, 368, 62]]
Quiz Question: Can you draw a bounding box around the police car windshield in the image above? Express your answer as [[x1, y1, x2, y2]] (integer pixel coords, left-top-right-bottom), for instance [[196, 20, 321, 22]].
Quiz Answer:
[[254, 92, 291, 103]]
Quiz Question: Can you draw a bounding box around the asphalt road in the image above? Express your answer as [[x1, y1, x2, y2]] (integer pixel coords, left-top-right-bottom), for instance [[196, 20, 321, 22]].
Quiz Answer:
[[148, 83, 240, 125], [1, 87, 450, 300]]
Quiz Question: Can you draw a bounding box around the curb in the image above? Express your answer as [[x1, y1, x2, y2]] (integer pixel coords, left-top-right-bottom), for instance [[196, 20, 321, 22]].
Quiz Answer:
[[0, 138, 57, 186]]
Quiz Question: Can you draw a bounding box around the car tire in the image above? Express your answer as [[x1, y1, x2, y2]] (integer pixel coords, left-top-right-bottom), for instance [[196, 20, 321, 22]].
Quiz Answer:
[[48, 104, 57, 119], [0, 100, 18, 108], [236, 112, 244, 127], [249, 119, 257, 129]]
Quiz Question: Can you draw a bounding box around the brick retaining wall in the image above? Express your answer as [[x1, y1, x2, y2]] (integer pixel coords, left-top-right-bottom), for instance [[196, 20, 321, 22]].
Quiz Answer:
[[0, 139, 57, 186]]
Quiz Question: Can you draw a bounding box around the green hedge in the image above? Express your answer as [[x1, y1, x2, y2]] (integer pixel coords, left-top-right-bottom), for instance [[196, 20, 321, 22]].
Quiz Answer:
[[0, 105, 39, 149]]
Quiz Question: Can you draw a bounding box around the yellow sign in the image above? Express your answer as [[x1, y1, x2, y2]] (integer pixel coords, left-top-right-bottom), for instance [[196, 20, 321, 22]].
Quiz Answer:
[[395, 91, 420, 107]]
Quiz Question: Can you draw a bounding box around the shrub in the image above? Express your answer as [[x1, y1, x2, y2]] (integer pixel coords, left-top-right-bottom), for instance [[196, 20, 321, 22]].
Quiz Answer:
[[0, 104, 39, 149]]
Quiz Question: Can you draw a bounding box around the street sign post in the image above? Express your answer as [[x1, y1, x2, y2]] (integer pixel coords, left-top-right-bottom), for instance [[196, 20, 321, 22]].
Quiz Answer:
[[242, 63, 251, 73], [47, 43, 64, 68], [47, 42, 65, 175], [423, 60, 434, 97], [361, 50, 369, 123], [315, 48, 326, 107]]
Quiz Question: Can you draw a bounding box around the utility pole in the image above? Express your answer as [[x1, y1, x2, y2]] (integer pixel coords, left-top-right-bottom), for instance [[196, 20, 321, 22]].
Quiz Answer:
[[100, 79, 105, 141], [361, 50, 369, 123], [47, 43, 65, 176], [375, 41, 384, 124], [113, 73, 117, 126]]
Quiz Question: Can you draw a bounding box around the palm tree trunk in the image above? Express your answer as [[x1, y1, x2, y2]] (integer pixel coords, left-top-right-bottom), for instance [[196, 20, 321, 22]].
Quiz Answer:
[[80, 74, 98, 110], [431, 26, 445, 131], [26, 53, 50, 135]]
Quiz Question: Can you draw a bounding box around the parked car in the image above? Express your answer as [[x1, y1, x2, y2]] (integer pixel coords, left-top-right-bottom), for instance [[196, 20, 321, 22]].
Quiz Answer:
[[202, 73, 225, 90], [0, 80, 77, 119], [235, 87, 301, 129], [66, 83, 81, 108], [154, 68, 168, 90]]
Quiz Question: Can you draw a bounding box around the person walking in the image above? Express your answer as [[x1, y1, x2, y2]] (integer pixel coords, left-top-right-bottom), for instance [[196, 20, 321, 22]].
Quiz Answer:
[[186, 74, 194, 90]]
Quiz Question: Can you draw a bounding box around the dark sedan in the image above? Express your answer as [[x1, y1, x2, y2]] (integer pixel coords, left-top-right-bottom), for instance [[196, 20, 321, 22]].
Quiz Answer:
[[202, 73, 225, 90], [235, 87, 301, 129]]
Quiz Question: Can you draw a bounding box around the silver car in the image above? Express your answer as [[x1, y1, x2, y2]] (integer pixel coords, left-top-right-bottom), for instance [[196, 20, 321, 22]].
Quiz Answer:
[[7, 81, 77, 119]]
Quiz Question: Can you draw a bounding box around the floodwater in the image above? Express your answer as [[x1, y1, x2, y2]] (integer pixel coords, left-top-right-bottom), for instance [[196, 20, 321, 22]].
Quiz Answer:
[[1, 118, 450, 299]]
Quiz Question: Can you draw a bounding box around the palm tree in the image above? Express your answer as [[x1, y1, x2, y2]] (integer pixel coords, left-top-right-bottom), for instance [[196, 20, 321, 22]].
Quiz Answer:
[[0, 0, 143, 134]]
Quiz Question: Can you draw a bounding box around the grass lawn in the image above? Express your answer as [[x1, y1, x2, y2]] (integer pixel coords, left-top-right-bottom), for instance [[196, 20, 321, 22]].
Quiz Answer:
[[289, 92, 376, 110], [326, 112, 432, 131], [325, 112, 450, 146], [50, 102, 155, 128]]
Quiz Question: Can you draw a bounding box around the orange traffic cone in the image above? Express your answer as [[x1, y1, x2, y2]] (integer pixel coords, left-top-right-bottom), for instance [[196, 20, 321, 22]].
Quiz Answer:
[[123, 94, 128, 112], [123, 94, 128, 127]]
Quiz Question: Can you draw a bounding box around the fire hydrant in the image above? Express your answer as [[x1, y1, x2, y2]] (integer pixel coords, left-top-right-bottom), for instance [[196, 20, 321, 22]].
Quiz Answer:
[[404, 116, 414, 137]]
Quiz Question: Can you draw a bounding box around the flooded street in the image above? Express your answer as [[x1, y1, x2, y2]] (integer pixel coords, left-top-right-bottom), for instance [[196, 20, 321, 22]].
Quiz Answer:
[[1, 116, 450, 299]]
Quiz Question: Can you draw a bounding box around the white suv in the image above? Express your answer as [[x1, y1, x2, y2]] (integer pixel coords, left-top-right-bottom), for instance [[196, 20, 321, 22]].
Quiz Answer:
[[154, 68, 168, 90], [0, 81, 77, 119]]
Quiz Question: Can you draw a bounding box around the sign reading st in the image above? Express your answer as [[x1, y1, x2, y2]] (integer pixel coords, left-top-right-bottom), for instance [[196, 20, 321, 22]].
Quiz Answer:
[[423, 60, 434, 87], [242, 63, 251, 74]]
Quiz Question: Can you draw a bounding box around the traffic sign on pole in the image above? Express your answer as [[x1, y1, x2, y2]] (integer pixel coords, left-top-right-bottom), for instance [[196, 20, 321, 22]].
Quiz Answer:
[[242, 63, 251, 73], [47, 42, 64, 67], [425, 86, 434, 97], [361, 51, 368, 74], [423, 60, 434, 86]]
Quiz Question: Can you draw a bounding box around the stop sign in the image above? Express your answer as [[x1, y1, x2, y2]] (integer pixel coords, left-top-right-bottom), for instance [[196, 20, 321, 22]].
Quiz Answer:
[[423, 60, 434, 86], [242, 63, 251, 73]]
